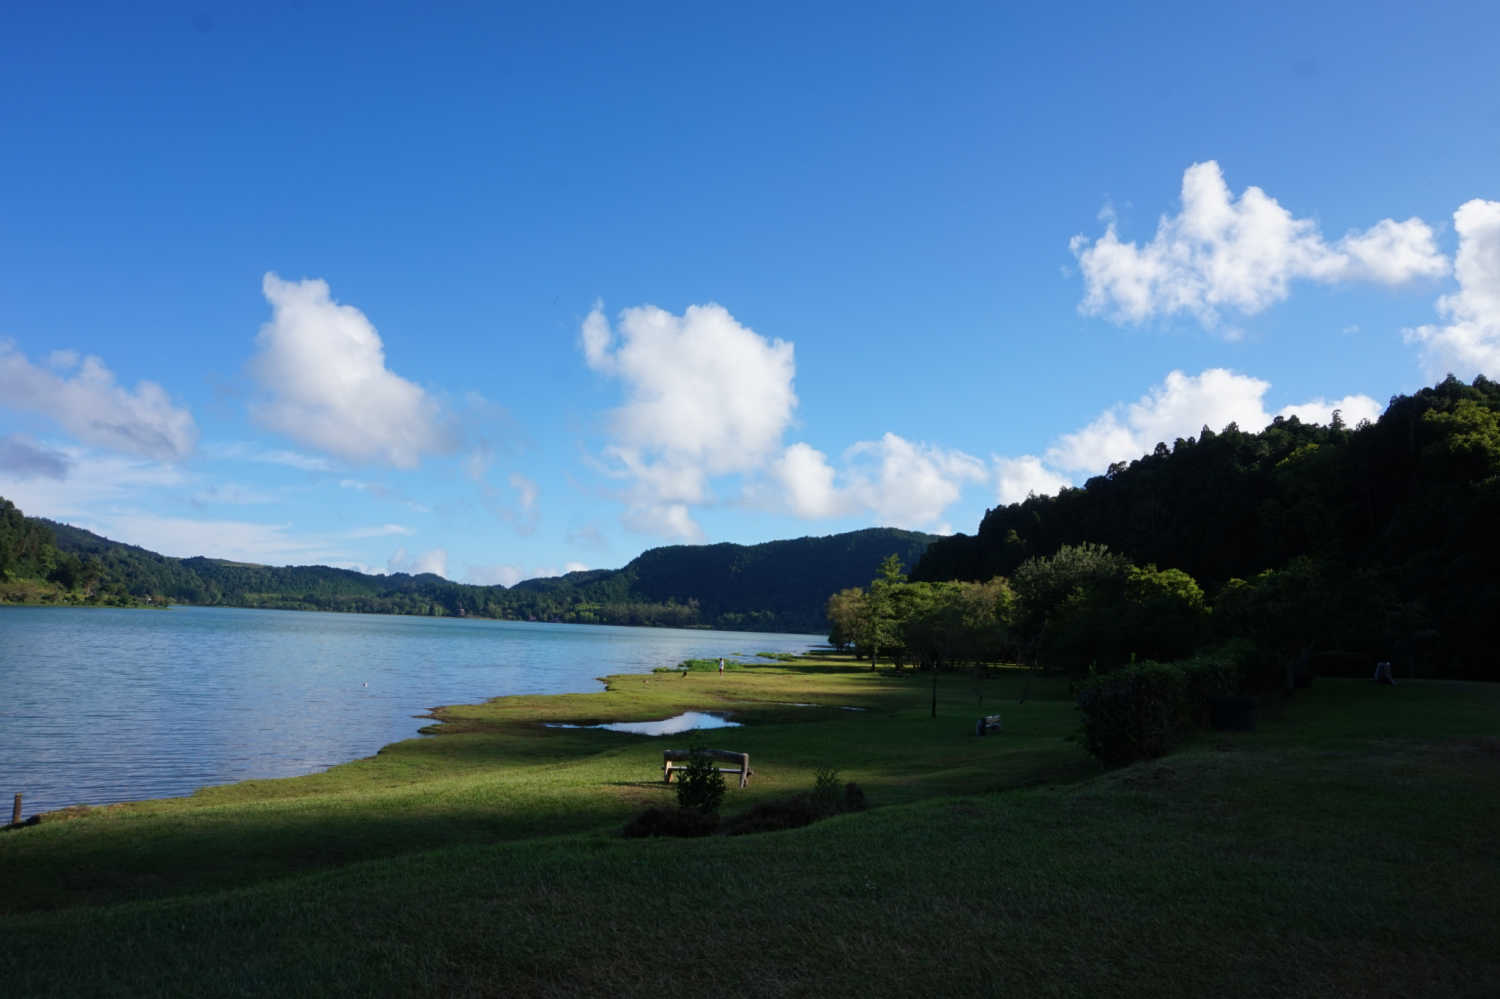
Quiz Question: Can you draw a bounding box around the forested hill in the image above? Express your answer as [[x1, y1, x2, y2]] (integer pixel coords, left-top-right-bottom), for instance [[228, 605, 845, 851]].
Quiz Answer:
[[913, 374, 1500, 674], [11, 512, 935, 633]]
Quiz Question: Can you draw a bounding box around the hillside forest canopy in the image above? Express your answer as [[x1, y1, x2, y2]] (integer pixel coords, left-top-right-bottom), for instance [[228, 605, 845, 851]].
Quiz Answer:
[[0, 506, 933, 635], [826, 376, 1499, 685]]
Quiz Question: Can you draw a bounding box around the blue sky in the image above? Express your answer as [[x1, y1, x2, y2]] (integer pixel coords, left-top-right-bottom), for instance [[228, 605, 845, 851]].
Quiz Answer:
[[2, 1, 1497, 583]]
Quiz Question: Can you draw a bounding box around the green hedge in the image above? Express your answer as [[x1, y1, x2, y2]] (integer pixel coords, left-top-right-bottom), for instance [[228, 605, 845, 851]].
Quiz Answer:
[[1076, 653, 1241, 765]]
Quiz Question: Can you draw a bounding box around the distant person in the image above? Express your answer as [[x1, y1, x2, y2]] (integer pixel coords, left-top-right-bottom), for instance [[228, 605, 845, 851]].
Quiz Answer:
[[718, 657, 725, 675], [1374, 660, 1396, 685]]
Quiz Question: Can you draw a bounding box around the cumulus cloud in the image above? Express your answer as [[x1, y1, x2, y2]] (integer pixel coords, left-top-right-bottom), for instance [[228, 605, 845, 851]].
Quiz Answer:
[[622, 501, 704, 543], [1046, 369, 1275, 472], [843, 434, 988, 530], [1405, 199, 1500, 379], [0, 341, 197, 460], [250, 273, 455, 468], [387, 546, 448, 578], [581, 302, 797, 540], [772, 442, 849, 518], [1071, 161, 1448, 328], [0, 435, 71, 480], [993, 455, 1071, 506], [464, 563, 524, 587], [1276, 394, 1382, 427]]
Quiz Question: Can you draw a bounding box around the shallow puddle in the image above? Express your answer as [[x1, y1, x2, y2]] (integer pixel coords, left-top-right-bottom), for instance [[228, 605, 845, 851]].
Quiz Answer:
[[546, 711, 742, 735]]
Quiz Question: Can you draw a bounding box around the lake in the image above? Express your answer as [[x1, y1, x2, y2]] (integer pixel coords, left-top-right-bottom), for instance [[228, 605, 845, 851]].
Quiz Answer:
[[0, 605, 821, 818]]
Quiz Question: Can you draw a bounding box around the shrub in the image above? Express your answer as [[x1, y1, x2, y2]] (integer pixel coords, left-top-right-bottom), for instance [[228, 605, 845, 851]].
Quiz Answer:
[[842, 781, 867, 812], [674, 749, 726, 815], [622, 806, 718, 838], [1076, 660, 1190, 765], [1179, 653, 1241, 727], [721, 796, 822, 836], [812, 766, 843, 816]]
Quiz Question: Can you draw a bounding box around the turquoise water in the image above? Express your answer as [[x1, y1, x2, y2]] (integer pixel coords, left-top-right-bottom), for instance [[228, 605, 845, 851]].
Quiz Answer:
[[0, 605, 819, 817]]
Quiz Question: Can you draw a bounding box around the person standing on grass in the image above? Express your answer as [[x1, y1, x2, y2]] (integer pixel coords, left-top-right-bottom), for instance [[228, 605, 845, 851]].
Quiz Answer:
[[718, 657, 725, 675]]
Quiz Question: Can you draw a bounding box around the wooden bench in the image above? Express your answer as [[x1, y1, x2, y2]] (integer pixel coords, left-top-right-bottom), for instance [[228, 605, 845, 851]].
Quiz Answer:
[[974, 714, 1002, 736], [662, 749, 753, 789]]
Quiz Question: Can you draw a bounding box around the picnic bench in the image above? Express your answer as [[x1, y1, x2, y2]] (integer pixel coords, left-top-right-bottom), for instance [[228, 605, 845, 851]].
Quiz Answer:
[[974, 713, 1003, 736], [662, 748, 753, 789]]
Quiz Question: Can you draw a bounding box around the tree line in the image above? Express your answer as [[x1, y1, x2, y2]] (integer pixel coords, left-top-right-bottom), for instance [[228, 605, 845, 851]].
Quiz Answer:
[[904, 375, 1500, 681], [4, 508, 936, 634]]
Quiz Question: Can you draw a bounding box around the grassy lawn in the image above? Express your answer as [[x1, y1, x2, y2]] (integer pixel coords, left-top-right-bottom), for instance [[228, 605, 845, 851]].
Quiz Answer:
[[2, 657, 1496, 997]]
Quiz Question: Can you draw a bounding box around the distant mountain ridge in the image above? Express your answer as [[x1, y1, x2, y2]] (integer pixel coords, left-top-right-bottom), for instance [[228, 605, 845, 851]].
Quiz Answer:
[[25, 513, 935, 633]]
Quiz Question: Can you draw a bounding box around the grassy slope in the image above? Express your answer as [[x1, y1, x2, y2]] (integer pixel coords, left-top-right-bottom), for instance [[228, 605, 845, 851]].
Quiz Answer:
[[2, 662, 1496, 998]]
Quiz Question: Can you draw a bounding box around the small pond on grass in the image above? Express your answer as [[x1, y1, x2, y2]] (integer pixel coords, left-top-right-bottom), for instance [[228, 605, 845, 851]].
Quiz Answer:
[[546, 711, 741, 735]]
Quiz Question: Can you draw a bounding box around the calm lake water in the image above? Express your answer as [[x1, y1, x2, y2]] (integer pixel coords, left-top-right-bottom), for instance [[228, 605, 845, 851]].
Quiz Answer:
[[0, 605, 820, 818]]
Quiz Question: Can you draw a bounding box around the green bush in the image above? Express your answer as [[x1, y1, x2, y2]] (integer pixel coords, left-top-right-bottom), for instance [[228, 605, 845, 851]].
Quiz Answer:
[[812, 766, 843, 815], [621, 806, 718, 838], [674, 749, 727, 815], [1078, 651, 1251, 765], [1076, 661, 1190, 765]]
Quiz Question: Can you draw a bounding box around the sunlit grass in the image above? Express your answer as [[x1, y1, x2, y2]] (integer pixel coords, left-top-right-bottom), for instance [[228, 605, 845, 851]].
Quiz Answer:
[[2, 661, 1496, 997]]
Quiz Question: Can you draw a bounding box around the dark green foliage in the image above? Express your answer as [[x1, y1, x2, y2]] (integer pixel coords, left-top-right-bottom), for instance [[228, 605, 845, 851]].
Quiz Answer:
[[1077, 652, 1246, 765], [721, 769, 868, 835], [915, 376, 1500, 680], [812, 766, 843, 814], [674, 750, 727, 815], [1077, 661, 1190, 765], [8, 501, 935, 632], [621, 806, 718, 838], [720, 797, 824, 835]]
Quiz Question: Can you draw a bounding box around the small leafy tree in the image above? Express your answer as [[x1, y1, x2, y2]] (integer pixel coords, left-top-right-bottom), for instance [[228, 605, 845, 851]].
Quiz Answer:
[[675, 747, 726, 815]]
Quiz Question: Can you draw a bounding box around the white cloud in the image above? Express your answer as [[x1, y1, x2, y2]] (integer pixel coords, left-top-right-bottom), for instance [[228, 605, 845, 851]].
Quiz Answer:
[[387, 546, 448, 578], [581, 302, 796, 539], [842, 433, 987, 530], [1405, 199, 1500, 379], [347, 523, 415, 539], [0, 341, 197, 460], [85, 513, 343, 565], [984, 369, 1384, 507], [993, 455, 1071, 505], [1072, 161, 1447, 327], [465, 563, 523, 587], [622, 501, 703, 543], [1276, 394, 1382, 427], [250, 273, 454, 467], [462, 561, 587, 587], [0, 448, 187, 520], [1047, 369, 1277, 472], [773, 442, 849, 518], [207, 442, 333, 471]]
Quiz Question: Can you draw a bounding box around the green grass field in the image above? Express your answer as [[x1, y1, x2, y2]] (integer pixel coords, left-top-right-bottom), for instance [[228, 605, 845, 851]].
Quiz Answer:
[[2, 657, 1496, 997]]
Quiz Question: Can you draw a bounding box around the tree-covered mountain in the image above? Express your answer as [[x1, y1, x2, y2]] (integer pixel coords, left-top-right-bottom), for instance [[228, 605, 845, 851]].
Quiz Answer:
[[912, 375, 1500, 678], [7, 509, 936, 633]]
